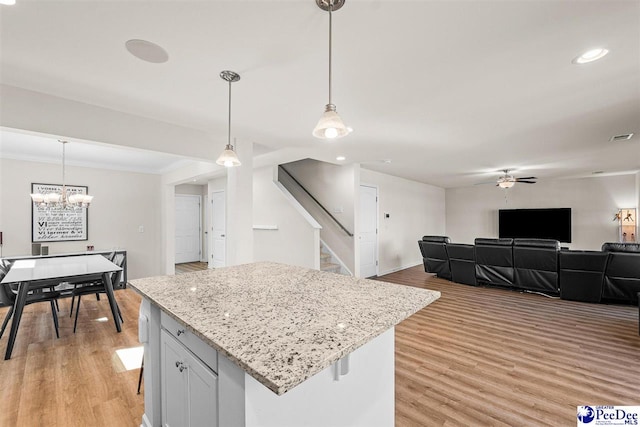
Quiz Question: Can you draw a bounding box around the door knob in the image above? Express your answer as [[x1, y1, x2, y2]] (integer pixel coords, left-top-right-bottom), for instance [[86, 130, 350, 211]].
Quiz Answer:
[[221, 234, 225, 237]]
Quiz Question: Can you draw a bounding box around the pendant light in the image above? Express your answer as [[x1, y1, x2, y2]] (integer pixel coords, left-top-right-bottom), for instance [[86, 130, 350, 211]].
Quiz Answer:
[[216, 70, 242, 168], [313, 0, 351, 140], [30, 140, 93, 209]]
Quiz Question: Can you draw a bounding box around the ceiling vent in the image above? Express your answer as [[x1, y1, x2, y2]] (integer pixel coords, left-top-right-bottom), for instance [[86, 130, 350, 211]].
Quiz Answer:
[[609, 133, 634, 142]]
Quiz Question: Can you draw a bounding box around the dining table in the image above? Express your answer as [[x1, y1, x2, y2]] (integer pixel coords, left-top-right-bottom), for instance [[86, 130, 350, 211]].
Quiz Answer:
[[1, 254, 123, 360]]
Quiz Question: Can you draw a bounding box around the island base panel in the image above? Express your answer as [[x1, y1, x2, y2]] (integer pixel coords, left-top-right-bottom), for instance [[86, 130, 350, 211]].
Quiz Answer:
[[244, 328, 395, 427]]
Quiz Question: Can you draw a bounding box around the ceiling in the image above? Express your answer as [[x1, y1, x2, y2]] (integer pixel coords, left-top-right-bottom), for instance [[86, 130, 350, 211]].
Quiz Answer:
[[0, 0, 638, 188]]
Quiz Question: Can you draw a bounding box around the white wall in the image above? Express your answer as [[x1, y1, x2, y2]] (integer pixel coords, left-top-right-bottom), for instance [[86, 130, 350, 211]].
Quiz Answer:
[[360, 169, 446, 275], [281, 159, 356, 272], [445, 174, 637, 250], [252, 167, 318, 269], [226, 142, 254, 266], [0, 157, 163, 279]]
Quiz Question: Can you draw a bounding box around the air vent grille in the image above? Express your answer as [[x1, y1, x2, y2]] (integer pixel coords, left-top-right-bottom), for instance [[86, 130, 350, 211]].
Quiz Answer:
[[609, 133, 634, 142]]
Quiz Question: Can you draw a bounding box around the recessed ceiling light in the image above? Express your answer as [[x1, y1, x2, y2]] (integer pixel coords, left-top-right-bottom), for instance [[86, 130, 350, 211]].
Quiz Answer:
[[125, 39, 169, 64], [381, 159, 392, 164], [336, 156, 346, 161], [609, 133, 634, 142], [572, 48, 609, 64], [0, 0, 16, 5]]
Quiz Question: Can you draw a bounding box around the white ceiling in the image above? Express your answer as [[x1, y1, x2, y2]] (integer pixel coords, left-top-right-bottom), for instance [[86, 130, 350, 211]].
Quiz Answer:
[[0, 0, 638, 188]]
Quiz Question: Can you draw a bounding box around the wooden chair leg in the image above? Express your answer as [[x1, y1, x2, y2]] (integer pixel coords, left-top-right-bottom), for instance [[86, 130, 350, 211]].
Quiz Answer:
[[50, 300, 60, 339], [0, 305, 14, 339]]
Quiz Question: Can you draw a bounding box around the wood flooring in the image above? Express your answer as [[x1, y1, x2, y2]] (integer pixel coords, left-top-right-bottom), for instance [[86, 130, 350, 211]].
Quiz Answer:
[[386, 266, 640, 426], [0, 290, 144, 427], [0, 265, 637, 426], [175, 261, 209, 274]]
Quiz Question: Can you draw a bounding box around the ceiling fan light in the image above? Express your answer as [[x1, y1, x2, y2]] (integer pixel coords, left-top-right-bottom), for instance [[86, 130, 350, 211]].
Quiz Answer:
[[313, 105, 351, 140], [216, 144, 241, 168], [498, 181, 515, 189]]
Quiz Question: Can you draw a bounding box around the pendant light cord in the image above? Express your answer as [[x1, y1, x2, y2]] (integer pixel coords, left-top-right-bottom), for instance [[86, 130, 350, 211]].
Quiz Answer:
[[328, 0, 333, 106], [228, 80, 232, 147]]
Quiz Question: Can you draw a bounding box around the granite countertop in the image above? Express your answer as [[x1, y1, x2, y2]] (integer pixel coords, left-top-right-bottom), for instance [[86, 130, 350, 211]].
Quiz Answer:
[[129, 262, 440, 395]]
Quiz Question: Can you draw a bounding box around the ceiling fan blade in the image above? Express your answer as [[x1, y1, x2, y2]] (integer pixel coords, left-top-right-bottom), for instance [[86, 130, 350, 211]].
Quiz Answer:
[[516, 176, 537, 180], [517, 180, 537, 184]]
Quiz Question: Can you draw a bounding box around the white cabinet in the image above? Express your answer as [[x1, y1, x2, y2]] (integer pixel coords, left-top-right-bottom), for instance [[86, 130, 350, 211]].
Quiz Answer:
[[161, 329, 218, 427]]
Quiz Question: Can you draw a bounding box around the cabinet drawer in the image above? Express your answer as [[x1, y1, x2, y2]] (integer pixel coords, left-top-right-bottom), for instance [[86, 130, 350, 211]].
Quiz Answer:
[[161, 311, 217, 373]]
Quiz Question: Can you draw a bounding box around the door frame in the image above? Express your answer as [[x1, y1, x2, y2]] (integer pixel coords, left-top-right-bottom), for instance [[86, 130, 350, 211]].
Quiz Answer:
[[359, 183, 379, 278], [175, 194, 202, 264], [209, 190, 226, 269]]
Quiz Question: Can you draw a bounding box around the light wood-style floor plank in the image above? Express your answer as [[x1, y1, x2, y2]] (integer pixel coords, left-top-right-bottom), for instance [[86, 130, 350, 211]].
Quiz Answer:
[[0, 290, 144, 427], [175, 262, 208, 274], [384, 265, 639, 426], [1, 265, 637, 426]]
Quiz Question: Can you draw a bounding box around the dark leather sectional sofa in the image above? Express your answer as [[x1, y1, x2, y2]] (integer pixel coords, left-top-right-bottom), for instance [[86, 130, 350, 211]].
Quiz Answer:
[[418, 236, 640, 305]]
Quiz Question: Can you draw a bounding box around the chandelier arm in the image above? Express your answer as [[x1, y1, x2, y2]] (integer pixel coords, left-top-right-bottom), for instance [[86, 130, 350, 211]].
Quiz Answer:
[[62, 141, 66, 187]]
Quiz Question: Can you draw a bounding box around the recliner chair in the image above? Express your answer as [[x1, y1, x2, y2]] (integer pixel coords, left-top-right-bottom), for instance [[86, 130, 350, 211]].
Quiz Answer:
[[559, 250, 608, 303], [447, 243, 476, 286], [513, 239, 560, 294], [474, 238, 514, 287], [601, 243, 640, 304], [418, 236, 451, 280]]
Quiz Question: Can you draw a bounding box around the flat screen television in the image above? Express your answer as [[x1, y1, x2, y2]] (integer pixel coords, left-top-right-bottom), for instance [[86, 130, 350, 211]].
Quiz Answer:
[[498, 208, 572, 243]]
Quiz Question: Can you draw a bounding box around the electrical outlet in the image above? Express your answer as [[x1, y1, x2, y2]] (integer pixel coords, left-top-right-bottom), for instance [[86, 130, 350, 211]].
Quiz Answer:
[[138, 225, 144, 233]]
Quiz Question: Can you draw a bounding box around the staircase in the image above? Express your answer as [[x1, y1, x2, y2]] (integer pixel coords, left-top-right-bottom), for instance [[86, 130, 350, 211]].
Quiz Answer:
[[320, 248, 341, 274]]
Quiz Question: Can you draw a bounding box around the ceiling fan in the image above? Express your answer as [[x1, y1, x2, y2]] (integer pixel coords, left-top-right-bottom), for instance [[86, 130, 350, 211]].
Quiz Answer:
[[495, 169, 537, 188]]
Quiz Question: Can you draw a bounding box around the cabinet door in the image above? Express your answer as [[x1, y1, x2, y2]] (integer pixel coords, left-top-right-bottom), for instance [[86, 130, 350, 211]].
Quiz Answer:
[[161, 330, 188, 427], [185, 349, 218, 427]]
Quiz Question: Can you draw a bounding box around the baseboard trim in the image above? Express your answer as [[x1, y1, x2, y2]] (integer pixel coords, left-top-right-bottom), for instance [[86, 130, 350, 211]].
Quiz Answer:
[[140, 414, 152, 427], [378, 263, 422, 277]]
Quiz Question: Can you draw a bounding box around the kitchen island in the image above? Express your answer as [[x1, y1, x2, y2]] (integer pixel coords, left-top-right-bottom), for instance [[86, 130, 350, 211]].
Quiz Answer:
[[130, 262, 440, 427]]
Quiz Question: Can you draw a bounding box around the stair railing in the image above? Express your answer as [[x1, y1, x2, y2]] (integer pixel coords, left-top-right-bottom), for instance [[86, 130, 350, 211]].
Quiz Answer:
[[278, 165, 354, 237]]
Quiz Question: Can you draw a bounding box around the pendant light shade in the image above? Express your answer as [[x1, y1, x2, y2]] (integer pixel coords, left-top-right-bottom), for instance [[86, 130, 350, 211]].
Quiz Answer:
[[216, 142, 241, 167], [217, 70, 241, 168], [313, 0, 351, 140], [313, 104, 352, 139]]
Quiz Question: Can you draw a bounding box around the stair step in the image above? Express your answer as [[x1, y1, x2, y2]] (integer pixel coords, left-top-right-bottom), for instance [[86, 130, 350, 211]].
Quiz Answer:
[[320, 252, 331, 261], [321, 262, 341, 273]]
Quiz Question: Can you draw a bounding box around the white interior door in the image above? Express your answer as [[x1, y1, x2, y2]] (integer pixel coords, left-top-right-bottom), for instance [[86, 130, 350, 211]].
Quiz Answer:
[[175, 195, 201, 264], [211, 190, 226, 268], [359, 185, 378, 278]]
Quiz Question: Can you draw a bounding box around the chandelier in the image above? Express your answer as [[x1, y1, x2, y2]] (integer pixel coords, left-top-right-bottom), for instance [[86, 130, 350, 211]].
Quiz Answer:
[[30, 140, 93, 209]]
